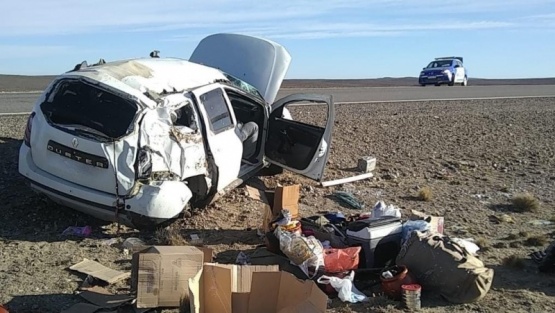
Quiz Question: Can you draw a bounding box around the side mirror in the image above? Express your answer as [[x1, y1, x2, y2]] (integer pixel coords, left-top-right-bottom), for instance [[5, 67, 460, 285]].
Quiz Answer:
[[422, 67, 426, 70]]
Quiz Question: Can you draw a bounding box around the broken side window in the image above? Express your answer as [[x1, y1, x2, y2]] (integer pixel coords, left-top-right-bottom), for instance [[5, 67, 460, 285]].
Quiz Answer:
[[173, 104, 198, 131], [41, 79, 138, 139]]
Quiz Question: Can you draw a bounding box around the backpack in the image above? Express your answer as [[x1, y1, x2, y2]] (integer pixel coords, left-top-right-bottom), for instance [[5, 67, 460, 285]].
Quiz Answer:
[[396, 231, 494, 304]]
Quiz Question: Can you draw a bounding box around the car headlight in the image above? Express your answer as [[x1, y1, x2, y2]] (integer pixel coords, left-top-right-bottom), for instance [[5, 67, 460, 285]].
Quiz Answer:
[[420, 71, 425, 75]]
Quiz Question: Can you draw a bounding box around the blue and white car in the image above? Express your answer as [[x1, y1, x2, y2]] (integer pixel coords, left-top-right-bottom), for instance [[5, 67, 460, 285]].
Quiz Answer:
[[418, 57, 468, 86]]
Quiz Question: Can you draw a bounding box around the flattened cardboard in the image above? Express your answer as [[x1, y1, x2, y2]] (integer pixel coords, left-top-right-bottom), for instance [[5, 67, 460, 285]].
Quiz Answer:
[[248, 271, 327, 313], [69, 258, 130, 284], [133, 246, 204, 308], [189, 263, 280, 313]]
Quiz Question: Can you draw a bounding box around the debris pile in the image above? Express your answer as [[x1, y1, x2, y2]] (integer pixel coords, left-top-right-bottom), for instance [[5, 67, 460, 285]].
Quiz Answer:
[[56, 182, 499, 312]]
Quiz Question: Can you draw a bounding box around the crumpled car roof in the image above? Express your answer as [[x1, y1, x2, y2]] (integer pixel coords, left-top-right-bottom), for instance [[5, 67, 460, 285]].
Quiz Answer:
[[60, 58, 228, 108]]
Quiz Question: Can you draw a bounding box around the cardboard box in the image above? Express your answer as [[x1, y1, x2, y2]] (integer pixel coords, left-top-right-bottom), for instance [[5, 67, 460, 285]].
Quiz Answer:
[[132, 246, 204, 308], [272, 184, 300, 219], [189, 264, 327, 313], [247, 184, 301, 234]]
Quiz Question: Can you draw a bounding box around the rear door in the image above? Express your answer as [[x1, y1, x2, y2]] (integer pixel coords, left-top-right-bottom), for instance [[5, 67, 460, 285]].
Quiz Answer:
[[264, 94, 334, 181], [32, 79, 139, 195], [191, 85, 243, 191]]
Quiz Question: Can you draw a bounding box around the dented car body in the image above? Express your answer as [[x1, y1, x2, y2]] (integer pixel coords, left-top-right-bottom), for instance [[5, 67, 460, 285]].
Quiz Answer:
[[18, 34, 335, 228]]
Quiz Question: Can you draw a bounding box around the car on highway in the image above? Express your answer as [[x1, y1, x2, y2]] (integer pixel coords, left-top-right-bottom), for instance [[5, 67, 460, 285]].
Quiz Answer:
[[418, 57, 468, 87], [18, 33, 335, 229]]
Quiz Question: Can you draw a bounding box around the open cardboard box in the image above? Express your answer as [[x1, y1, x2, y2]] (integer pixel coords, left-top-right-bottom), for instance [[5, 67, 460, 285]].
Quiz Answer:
[[131, 245, 213, 308], [247, 184, 301, 233], [189, 263, 327, 313]]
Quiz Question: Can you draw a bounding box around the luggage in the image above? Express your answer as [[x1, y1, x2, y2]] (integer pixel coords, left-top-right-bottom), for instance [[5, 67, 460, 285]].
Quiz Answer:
[[396, 231, 494, 304]]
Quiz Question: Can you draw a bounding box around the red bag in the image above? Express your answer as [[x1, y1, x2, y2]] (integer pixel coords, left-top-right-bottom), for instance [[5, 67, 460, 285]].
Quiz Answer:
[[323, 247, 361, 273]]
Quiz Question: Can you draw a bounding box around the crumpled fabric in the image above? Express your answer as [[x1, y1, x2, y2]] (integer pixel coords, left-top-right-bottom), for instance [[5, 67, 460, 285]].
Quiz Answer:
[[401, 220, 430, 244]]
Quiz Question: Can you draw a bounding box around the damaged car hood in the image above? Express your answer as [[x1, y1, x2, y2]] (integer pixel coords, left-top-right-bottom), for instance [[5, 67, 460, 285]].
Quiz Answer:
[[189, 33, 292, 104]]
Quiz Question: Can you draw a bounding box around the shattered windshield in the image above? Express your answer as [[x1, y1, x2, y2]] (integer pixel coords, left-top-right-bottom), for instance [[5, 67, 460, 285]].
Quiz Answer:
[[222, 73, 264, 101], [41, 80, 138, 139]]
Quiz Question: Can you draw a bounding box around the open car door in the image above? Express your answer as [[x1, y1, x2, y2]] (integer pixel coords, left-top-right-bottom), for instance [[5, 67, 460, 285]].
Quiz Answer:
[[265, 94, 334, 181]]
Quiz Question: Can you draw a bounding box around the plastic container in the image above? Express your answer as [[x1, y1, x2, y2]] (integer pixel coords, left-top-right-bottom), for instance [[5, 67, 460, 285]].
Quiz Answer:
[[380, 265, 416, 300], [402, 284, 422, 311]]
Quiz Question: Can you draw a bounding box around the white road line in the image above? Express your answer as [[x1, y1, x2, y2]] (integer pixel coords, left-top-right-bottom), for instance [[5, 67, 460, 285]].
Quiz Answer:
[[336, 95, 555, 105], [2, 94, 555, 116]]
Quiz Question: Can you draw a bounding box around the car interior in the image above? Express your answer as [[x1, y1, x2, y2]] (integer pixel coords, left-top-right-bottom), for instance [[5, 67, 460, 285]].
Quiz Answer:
[[224, 89, 265, 165]]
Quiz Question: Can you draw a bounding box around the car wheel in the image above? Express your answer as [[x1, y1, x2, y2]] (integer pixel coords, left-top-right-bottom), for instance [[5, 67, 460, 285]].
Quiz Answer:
[[420, 84, 426, 87], [434, 83, 440, 86], [461, 76, 468, 86]]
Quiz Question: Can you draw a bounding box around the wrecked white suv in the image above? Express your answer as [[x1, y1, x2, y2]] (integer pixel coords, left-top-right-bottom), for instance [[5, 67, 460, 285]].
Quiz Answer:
[[18, 34, 335, 228]]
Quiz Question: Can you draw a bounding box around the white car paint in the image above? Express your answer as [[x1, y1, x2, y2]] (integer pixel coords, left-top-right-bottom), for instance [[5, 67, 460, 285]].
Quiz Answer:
[[18, 34, 335, 228], [192, 85, 243, 192]]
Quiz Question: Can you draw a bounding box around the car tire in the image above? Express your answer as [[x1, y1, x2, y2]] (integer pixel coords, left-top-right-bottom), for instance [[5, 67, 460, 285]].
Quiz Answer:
[[420, 84, 426, 87], [434, 83, 440, 86], [461, 76, 468, 86]]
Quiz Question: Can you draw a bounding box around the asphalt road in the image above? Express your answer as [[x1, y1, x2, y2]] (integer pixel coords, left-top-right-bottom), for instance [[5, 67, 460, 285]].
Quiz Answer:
[[1, 85, 555, 114]]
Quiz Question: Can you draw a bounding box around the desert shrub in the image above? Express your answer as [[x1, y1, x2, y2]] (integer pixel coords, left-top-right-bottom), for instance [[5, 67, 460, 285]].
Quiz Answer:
[[511, 193, 540, 212], [418, 186, 432, 202]]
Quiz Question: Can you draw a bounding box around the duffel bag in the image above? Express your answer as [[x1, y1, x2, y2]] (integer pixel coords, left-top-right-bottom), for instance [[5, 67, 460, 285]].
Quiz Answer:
[[396, 231, 494, 304]]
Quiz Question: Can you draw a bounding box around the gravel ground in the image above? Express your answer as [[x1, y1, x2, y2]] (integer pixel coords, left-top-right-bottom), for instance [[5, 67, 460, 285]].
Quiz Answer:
[[1, 97, 555, 312]]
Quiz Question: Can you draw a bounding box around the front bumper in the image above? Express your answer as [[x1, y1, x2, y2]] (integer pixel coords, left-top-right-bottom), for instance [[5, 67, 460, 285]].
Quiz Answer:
[[18, 144, 191, 224], [419, 73, 452, 85]]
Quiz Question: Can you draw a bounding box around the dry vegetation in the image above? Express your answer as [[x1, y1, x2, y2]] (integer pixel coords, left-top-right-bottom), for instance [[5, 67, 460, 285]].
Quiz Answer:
[[417, 186, 433, 202], [511, 193, 540, 212]]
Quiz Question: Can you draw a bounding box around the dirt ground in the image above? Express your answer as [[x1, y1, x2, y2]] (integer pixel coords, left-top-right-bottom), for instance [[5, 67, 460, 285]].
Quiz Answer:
[[1, 96, 555, 312]]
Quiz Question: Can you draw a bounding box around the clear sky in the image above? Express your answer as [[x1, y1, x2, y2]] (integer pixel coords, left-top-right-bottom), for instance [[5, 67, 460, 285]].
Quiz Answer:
[[1, 0, 554, 79]]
